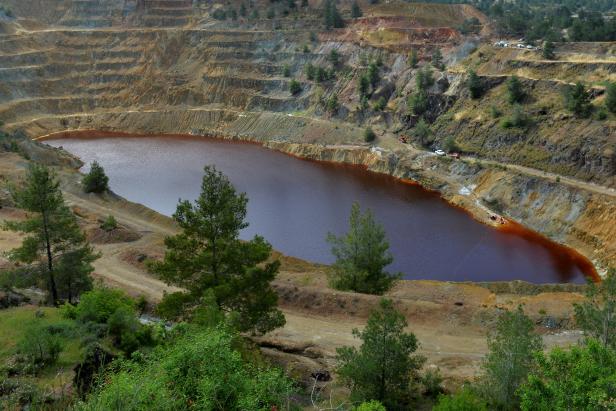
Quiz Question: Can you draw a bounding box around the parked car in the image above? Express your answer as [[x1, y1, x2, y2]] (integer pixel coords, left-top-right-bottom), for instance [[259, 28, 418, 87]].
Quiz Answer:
[[435, 149, 446, 156]]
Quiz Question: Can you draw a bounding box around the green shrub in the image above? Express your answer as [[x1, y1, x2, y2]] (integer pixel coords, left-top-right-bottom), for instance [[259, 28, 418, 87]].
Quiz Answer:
[[75, 288, 135, 325], [372, 96, 386, 111], [433, 388, 488, 411], [408, 89, 428, 115], [500, 105, 528, 129], [79, 329, 295, 411], [563, 82, 592, 118], [100, 215, 118, 232], [506, 76, 525, 104], [289, 79, 302, 95], [354, 400, 386, 411], [422, 368, 444, 398], [364, 127, 376, 143], [82, 161, 109, 193], [17, 323, 64, 372]]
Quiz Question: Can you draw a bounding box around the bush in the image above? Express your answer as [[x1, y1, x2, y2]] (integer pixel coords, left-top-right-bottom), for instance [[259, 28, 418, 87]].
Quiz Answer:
[[563, 82, 592, 118], [364, 127, 376, 143], [372, 96, 386, 111], [434, 388, 488, 411], [408, 89, 428, 115], [289, 79, 302, 95], [17, 324, 64, 372], [519, 339, 616, 411], [74, 288, 135, 325], [444, 136, 460, 153], [506, 76, 525, 104], [79, 328, 295, 410], [422, 368, 444, 398], [326, 94, 339, 113], [282, 64, 291, 77], [100, 215, 117, 232], [354, 400, 386, 411], [500, 105, 528, 129], [82, 161, 109, 193]]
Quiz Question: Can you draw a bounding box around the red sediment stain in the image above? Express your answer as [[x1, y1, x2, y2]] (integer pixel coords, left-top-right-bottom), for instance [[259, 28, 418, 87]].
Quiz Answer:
[[499, 220, 599, 283]]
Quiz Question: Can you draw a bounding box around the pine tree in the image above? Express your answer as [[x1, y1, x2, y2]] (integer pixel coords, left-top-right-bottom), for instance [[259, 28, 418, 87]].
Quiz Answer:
[[326, 203, 400, 294], [6, 164, 98, 305], [82, 161, 109, 193], [468, 69, 483, 99], [542, 40, 555, 60], [479, 306, 543, 410], [431, 48, 444, 70], [564, 82, 592, 118], [358, 74, 370, 98], [289, 79, 302, 95], [506, 75, 525, 104], [351, 0, 363, 18], [324, 0, 344, 29], [336, 299, 424, 410], [150, 166, 285, 335], [408, 49, 418, 68]]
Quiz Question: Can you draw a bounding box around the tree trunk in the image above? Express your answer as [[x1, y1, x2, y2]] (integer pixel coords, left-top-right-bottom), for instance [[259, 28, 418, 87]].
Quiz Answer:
[[42, 211, 58, 306]]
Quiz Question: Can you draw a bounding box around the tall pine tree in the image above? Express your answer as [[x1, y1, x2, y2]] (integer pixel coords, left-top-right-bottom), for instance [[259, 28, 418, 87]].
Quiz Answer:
[[327, 202, 400, 294], [5, 164, 98, 305], [150, 166, 285, 335]]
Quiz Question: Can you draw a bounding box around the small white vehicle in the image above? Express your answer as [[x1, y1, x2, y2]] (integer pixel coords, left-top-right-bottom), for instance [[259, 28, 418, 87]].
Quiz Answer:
[[435, 149, 446, 156]]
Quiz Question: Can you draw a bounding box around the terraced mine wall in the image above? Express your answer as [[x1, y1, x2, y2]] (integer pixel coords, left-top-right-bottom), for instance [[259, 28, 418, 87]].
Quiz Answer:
[[0, 0, 615, 273]]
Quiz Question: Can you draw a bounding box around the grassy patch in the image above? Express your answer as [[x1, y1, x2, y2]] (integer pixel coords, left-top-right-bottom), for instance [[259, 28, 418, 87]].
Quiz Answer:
[[0, 306, 83, 389]]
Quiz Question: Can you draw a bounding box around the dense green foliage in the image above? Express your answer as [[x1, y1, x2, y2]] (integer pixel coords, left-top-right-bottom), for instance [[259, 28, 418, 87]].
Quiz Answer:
[[408, 89, 428, 115], [5, 164, 97, 305], [479, 306, 543, 410], [100, 215, 118, 232], [78, 328, 295, 411], [323, 0, 344, 29], [431, 48, 444, 70], [336, 299, 424, 410], [434, 388, 488, 411], [564, 82, 593, 118], [327, 203, 400, 294], [364, 127, 376, 143], [473, 0, 616, 41], [354, 400, 386, 411], [289, 79, 302, 95], [16, 322, 64, 372], [413, 118, 431, 145], [542, 40, 555, 59], [506, 75, 525, 104], [150, 166, 284, 335], [519, 339, 616, 410], [82, 161, 109, 193], [574, 268, 616, 348]]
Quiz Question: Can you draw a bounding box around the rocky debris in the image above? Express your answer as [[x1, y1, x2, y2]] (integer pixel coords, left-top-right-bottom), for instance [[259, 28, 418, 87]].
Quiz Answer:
[[0, 289, 30, 309]]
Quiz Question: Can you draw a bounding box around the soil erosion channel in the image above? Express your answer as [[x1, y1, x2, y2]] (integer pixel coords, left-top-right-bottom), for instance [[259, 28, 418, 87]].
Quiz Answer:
[[46, 134, 593, 283]]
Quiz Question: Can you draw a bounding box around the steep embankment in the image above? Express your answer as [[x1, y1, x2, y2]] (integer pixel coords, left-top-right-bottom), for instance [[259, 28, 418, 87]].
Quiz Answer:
[[0, 0, 614, 271]]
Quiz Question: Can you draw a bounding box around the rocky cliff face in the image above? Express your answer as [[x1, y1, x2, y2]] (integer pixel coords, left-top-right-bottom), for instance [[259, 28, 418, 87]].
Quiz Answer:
[[0, 0, 615, 271]]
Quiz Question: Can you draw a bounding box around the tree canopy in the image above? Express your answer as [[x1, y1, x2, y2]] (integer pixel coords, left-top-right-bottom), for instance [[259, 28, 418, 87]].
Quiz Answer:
[[5, 164, 98, 305], [336, 299, 424, 410], [327, 202, 400, 294], [150, 166, 285, 335]]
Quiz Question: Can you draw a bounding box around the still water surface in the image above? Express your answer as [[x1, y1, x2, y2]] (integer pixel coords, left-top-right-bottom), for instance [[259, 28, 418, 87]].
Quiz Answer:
[[46, 135, 593, 283]]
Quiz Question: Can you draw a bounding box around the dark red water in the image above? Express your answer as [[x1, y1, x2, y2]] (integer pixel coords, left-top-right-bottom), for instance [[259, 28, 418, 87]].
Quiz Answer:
[[45, 134, 595, 284]]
